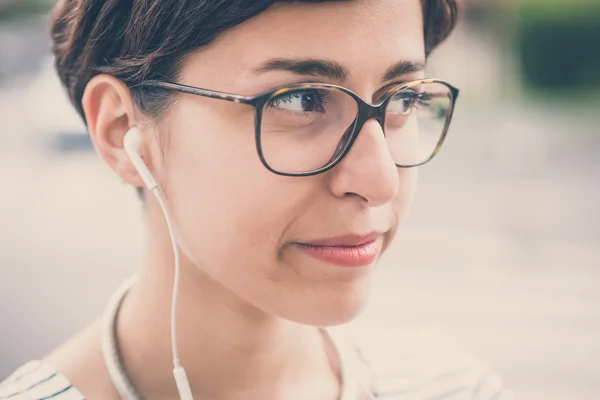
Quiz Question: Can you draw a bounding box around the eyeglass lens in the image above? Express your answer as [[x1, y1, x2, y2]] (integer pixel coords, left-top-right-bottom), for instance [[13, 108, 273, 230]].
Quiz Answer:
[[259, 82, 453, 174]]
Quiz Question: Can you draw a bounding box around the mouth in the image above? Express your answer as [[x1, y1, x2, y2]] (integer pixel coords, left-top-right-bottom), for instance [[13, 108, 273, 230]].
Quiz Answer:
[[293, 232, 385, 268]]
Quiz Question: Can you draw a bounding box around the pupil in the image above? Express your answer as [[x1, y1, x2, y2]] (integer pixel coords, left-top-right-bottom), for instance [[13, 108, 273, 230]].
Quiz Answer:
[[397, 97, 414, 114], [301, 93, 315, 112]]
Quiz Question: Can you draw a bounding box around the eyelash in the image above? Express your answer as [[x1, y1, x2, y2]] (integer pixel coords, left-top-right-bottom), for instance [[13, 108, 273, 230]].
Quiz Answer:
[[267, 89, 330, 112], [399, 91, 432, 109]]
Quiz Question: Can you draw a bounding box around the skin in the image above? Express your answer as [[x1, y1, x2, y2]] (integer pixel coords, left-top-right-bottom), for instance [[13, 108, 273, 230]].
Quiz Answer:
[[46, 0, 425, 399]]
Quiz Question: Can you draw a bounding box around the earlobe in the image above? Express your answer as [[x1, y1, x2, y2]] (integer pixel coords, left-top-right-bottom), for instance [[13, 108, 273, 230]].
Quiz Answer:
[[82, 74, 146, 188]]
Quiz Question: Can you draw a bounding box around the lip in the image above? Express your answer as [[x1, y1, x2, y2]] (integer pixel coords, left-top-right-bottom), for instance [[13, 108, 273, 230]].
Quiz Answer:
[[294, 232, 385, 267], [302, 232, 384, 247]]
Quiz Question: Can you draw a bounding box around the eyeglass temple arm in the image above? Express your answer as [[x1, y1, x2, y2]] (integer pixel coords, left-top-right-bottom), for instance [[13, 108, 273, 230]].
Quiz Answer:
[[139, 81, 255, 105]]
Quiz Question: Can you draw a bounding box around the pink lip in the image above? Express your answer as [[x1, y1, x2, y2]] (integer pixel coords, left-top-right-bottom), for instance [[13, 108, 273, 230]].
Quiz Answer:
[[295, 232, 384, 267]]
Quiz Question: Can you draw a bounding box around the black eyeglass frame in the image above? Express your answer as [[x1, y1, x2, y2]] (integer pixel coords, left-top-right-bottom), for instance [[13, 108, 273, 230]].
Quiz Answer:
[[138, 79, 460, 177]]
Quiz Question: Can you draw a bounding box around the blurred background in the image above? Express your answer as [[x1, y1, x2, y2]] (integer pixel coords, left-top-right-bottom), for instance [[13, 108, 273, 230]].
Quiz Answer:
[[0, 1, 598, 399]]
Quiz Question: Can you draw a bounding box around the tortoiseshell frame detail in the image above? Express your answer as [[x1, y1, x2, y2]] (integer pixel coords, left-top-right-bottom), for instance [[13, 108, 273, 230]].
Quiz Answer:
[[139, 79, 460, 177]]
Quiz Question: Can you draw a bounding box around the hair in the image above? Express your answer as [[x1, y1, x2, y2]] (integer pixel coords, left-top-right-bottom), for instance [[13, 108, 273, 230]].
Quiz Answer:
[[50, 0, 458, 121]]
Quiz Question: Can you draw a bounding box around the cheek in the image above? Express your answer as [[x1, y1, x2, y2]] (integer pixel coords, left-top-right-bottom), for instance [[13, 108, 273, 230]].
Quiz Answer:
[[396, 167, 419, 222], [166, 114, 264, 252], [159, 102, 316, 279]]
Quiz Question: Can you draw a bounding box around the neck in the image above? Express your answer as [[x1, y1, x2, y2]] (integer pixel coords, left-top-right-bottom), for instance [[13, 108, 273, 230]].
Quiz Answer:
[[113, 209, 341, 400]]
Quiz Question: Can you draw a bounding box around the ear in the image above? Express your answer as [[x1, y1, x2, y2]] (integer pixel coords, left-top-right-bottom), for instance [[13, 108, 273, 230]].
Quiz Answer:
[[81, 75, 147, 188]]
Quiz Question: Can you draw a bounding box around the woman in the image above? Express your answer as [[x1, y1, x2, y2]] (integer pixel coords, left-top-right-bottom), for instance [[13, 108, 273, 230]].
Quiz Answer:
[[1, 0, 512, 399]]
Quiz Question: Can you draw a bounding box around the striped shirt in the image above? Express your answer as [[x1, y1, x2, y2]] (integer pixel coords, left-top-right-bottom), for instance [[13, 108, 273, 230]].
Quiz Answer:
[[0, 361, 81, 400], [0, 323, 513, 400]]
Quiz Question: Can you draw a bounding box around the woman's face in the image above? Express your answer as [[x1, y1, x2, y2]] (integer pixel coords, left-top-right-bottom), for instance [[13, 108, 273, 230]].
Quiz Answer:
[[149, 0, 424, 326]]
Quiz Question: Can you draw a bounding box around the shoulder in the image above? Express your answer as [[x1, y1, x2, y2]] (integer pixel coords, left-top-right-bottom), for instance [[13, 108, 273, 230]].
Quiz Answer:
[[0, 360, 85, 400], [350, 324, 515, 400]]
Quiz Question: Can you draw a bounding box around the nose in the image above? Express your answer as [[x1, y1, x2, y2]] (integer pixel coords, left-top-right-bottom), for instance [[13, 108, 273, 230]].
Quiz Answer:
[[327, 119, 399, 207]]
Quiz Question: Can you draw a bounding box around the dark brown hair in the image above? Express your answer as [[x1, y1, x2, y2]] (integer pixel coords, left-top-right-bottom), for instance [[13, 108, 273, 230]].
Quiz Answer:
[[50, 0, 458, 121]]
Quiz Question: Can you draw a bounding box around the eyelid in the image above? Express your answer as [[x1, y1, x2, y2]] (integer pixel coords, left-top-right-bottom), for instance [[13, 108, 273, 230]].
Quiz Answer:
[[374, 78, 426, 101], [372, 82, 406, 103], [252, 78, 334, 96]]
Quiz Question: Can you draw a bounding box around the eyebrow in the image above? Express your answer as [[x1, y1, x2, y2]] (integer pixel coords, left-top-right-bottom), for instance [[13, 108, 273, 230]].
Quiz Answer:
[[382, 60, 425, 81], [254, 58, 425, 82], [254, 58, 348, 81]]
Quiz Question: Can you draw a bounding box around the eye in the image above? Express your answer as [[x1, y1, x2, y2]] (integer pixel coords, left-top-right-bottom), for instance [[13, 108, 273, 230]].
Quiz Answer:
[[267, 89, 328, 113], [387, 89, 431, 115]]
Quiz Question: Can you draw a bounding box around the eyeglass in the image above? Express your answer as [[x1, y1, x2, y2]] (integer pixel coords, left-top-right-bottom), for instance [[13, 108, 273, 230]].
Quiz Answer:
[[138, 79, 459, 177]]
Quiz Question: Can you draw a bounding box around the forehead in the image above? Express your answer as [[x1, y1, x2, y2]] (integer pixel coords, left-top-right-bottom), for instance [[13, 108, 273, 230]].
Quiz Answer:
[[182, 0, 425, 90]]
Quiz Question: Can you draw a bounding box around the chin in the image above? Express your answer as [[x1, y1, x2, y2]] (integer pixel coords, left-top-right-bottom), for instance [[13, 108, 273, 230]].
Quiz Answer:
[[276, 282, 372, 327], [315, 303, 369, 327]]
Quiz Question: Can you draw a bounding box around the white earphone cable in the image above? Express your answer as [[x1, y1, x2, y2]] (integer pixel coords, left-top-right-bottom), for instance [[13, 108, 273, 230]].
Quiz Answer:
[[151, 187, 181, 365], [151, 187, 194, 400], [119, 128, 194, 399]]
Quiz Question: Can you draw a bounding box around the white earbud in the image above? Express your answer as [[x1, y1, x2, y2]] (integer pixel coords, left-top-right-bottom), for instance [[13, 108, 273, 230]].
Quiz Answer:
[[122, 127, 194, 400], [123, 127, 159, 191]]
